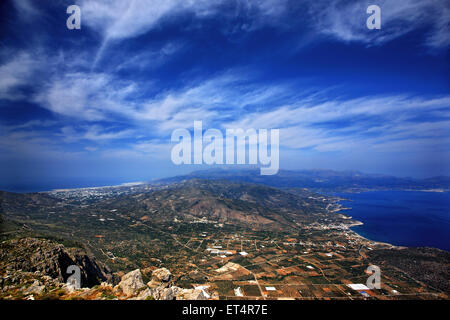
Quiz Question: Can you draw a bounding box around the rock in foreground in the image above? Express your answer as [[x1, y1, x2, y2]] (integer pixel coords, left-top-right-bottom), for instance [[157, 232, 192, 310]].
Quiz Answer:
[[0, 238, 212, 300]]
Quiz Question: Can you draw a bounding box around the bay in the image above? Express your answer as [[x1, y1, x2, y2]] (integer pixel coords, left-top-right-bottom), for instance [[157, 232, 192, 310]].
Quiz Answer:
[[336, 191, 450, 251]]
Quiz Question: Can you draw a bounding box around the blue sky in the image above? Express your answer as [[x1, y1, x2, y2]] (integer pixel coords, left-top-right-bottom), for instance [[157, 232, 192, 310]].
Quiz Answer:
[[0, 0, 449, 191]]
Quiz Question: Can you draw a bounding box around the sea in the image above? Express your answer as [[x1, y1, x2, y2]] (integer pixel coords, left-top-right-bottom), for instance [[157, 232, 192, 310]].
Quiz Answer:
[[0, 178, 140, 193], [335, 191, 450, 251]]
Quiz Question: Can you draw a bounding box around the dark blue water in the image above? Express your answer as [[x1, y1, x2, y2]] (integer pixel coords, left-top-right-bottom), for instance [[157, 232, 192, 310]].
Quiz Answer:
[[0, 177, 139, 193], [336, 191, 450, 251]]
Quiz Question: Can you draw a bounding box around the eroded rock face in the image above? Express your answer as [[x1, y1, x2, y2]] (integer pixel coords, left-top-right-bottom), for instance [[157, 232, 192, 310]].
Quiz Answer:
[[0, 238, 211, 300], [0, 238, 115, 288], [118, 269, 145, 296]]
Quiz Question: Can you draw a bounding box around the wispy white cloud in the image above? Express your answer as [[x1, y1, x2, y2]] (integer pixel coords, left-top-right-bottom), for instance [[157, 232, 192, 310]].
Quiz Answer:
[[310, 0, 449, 49], [425, 4, 450, 48], [34, 72, 135, 121], [0, 52, 38, 100], [227, 94, 450, 153], [1, 120, 57, 131], [78, 0, 288, 41], [77, 0, 449, 53], [1, 66, 448, 177], [11, 0, 40, 18], [33, 70, 253, 132], [60, 125, 135, 143], [78, 0, 184, 41], [78, 0, 292, 65], [115, 41, 184, 71], [30, 61, 450, 158]]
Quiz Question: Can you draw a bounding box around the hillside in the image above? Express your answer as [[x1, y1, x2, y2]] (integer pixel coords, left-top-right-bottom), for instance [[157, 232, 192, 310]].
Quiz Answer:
[[93, 179, 333, 231], [367, 247, 450, 293]]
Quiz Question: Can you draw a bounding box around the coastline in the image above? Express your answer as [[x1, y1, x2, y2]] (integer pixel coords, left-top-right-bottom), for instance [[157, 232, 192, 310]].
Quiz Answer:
[[326, 197, 396, 249], [331, 190, 450, 252]]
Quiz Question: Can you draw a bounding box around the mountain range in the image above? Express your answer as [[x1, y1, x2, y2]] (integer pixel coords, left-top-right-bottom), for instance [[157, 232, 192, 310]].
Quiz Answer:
[[156, 168, 450, 192]]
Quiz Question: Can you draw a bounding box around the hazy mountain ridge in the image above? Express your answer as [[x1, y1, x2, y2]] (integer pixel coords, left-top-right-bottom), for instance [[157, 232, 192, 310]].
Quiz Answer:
[[156, 168, 450, 192]]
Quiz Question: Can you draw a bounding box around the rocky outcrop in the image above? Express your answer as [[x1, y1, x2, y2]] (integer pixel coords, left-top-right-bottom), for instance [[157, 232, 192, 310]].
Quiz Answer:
[[150, 285, 207, 300], [145, 268, 208, 300], [118, 269, 145, 296], [147, 267, 172, 288], [175, 288, 209, 300], [120, 267, 208, 300], [0, 238, 210, 300], [151, 268, 172, 282], [0, 238, 115, 288]]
